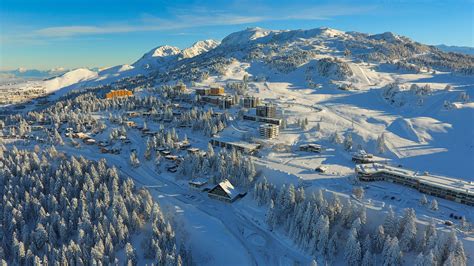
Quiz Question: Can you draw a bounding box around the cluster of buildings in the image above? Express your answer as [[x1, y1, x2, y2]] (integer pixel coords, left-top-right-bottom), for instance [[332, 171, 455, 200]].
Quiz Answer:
[[196, 86, 236, 109], [355, 163, 474, 206]]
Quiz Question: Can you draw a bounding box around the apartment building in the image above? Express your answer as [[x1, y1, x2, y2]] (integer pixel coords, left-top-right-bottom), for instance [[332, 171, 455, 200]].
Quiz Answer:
[[355, 163, 474, 206]]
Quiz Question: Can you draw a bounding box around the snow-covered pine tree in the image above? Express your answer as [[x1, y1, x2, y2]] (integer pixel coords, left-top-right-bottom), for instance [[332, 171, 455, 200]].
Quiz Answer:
[[430, 199, 439, 211], [344, 228, 362, 265]]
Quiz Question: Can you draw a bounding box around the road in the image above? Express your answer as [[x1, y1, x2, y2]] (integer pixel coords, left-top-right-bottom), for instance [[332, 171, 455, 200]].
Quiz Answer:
[[59, 130, 309, 266]]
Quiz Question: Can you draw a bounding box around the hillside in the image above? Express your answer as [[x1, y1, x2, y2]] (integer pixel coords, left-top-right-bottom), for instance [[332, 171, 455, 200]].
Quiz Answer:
[[1, 26, 473, 266]]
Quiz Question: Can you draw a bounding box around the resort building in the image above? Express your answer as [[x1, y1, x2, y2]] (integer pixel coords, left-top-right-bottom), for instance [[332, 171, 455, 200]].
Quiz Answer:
[[256, 103, 276, 118], [355, 163, 474, 206], [243, 115, 281, 126], [259, 124, 279, 139], [210, 86, 225, 96], [105, 89, 133, 99], [242, 96, 260, 108], [210, 138, 260, 154], [196, 88, 210, 96], [219, 96, 235, 109]]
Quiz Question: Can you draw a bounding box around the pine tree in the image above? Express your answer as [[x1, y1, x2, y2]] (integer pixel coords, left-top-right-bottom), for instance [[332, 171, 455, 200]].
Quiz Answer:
[[373, 225, 386, 253], [399, 209, 417, 252], [316, 215, 329, 254], [376, 133, 387, 154], [430, 199, 439, 211], [420, 194, 428, 206], [383, 206, 398, 237], [328, 232, 338, 258], [344, 229, 362, 265], [383, 237, 402, 266], [362, 249, 374, 266], [266, 200, 276, 231]]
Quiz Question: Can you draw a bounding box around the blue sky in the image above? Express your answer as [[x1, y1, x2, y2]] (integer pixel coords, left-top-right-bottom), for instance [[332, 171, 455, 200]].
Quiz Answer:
[[1, 0, 473, 70]]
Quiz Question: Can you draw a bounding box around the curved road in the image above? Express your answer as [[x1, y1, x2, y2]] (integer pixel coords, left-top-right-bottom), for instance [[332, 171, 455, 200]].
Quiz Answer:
[[60, 130, 309, 266]]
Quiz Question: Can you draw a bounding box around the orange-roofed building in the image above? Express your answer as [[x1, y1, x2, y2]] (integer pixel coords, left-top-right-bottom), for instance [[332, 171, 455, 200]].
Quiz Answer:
[[105, 89, 133, 99], [210, 86, 225, 96]]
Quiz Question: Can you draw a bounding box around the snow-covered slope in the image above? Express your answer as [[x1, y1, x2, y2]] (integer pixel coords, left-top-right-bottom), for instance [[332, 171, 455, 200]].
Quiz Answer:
[[132, 45, 182, 70], [180, 40, 220, 59], [436, 44, 474, 55], [42, 68, 97, 93]]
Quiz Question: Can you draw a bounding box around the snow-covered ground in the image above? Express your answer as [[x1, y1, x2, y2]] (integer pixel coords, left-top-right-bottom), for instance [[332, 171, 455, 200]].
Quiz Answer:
[[2, 26, 473, 264]]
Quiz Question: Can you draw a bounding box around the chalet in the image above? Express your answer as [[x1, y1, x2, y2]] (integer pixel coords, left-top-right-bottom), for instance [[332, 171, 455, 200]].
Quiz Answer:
[[352, 150, 374, 164], [178, 141, 191, 149], [165, 155, 178, 161], [72, 132, 89, 139], [83, 138, 96, 145], [167, 165, 178, 173], [110, 148, 121, 154], [187, 148, 200, 154], [124, 121, 137, 128], [208, 179, 244, 202], [299, 144, 322, 153], [160, 150, 171, 156], [315, 166, 328, 173], [125, 111, 140, 118], [30, 125, 44, 131], [189, 178, 209, 189]]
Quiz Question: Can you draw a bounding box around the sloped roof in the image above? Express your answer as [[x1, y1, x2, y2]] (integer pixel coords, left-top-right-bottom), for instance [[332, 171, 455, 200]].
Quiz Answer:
[[210, 179, 240, 199]]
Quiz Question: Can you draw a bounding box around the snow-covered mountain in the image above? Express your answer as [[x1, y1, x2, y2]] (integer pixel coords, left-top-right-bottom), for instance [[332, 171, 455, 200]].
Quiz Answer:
[[7, 26, 474, 107], [2, 26, 474, 266], [132, 40, 220, 70], [180, 39, 220, 59], [0, 67, 68, 81], [436, 44, 474, 55], [42, 68, 98, 93]]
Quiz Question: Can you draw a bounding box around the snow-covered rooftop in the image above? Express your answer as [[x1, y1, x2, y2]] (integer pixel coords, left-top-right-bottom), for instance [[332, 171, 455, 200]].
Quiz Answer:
[[217, 179, 240, 199], [356, 163, 474, 195], [211, 137, 260, 151]]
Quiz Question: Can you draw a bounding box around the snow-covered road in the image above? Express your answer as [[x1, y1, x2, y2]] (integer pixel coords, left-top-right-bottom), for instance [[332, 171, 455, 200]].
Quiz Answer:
[[58, 130, 310, 266]]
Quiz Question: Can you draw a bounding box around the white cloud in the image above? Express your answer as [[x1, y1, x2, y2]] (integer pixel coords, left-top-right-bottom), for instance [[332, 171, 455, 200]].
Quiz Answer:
[[8, 4, 376, 40]]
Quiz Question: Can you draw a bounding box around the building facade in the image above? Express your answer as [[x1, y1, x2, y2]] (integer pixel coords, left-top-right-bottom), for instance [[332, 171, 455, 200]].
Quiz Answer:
[[355, 163, 474, 206], [210, 86, 225, 96], [242, 96, 260, 108], [210, 138, 260, 154], [196, 88, 210, 96], [174, 84, 187, 92], [259, 124, 279, 139], [105, 89, 133, 99], [256, 103, 276, 118]]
